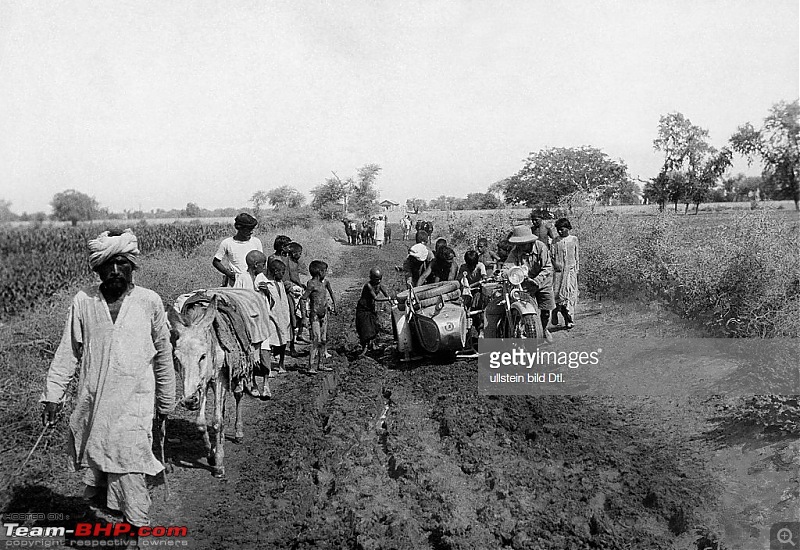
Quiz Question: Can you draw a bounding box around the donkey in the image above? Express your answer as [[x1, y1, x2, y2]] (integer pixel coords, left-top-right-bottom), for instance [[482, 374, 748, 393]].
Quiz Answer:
[[168, 298, 244, 478]]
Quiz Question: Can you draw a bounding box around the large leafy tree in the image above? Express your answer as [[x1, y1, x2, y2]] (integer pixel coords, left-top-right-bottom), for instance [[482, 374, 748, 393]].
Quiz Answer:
[[51, 189, 98, 226], [730, 100, 800, 210], [504, 146, 628, 211], [349, 164, 381, 216], [266, 185, 305, 209], [310, 176, 351, 219], [250, 191, 269, 217], [653, 112, 732, 213]]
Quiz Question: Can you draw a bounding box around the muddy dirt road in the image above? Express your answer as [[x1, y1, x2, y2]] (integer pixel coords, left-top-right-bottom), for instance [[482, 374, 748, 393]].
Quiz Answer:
[[5, 236, 797, 549]]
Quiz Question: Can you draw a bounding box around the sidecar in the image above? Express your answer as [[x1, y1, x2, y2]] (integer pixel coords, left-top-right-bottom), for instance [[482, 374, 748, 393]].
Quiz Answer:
[[391, 281, 468, 359]]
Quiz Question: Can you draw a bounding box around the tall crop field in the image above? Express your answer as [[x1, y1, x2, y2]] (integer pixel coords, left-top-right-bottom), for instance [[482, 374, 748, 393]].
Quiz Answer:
[[0, 223, 232, 317]]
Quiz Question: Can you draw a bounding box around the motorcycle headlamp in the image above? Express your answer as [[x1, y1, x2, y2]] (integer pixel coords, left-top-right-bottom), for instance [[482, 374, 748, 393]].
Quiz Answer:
[[507, 266, 526, 286]]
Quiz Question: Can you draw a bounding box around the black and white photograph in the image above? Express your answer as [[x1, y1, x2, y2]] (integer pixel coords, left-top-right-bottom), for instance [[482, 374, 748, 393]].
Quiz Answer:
[[1, 1, 798, 549]]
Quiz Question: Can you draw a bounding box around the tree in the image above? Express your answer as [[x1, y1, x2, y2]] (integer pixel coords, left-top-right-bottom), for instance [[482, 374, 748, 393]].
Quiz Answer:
[[349, 164, 381, 216], [184, 202, 202, 217], [464, 192, 501, 210], [642, 172, 670, 211], [730, 100, 800, 210], [690, 148, 732, 213], [653, 112, 732, 213], [266, 185, 306, 209], [504, 147, 629, 212], [310, 177, 348, 212], [723, 173, 766, 202], [250, 191, 269, 217], [51, 189, 98, 226], [0, 199, 17, 222], [601, 179, 640, 205], [406, 198, 427, 214]]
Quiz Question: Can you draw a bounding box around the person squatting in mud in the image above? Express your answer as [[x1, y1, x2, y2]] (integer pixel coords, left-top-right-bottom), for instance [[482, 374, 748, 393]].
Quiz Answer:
[[41, 229, 175, 528], [355, 267, 393, 355], [301, 260, 337, 374], [212, 213, 263, 287]]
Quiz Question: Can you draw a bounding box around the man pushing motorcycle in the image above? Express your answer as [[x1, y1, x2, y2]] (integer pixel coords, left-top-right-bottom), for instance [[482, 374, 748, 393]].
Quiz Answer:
[[502, 225, 555, 343]]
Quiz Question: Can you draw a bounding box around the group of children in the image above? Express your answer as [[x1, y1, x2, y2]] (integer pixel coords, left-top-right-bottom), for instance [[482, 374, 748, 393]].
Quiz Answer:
[[211, 210, 580, 387], [212, 214, 337, 399]]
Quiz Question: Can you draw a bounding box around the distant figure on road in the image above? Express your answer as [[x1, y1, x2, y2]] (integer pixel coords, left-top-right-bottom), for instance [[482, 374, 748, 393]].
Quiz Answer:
[[374, 216, 386, 249], [400, 215, 412, 240]]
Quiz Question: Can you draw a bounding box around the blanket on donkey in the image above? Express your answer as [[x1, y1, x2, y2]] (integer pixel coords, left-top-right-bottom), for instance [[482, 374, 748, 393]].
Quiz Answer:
[[180, 288, 270, 386]]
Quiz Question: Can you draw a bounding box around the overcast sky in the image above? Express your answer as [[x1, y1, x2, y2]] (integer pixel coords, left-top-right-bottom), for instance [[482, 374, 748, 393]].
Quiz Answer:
[[0, 1, 797, 214]]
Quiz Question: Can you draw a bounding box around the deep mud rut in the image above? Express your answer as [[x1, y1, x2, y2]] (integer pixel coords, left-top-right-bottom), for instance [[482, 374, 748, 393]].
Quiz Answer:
[[8, 237, 795, 549]]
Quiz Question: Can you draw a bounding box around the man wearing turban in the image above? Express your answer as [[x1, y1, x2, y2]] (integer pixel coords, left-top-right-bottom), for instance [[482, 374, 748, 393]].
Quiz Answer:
[[41, 229, 175, 529]]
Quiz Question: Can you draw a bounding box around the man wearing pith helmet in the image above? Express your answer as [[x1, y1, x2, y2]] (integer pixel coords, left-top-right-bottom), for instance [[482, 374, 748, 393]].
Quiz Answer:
[[502, 225, 556, 341], [40, 229, 176, 528]]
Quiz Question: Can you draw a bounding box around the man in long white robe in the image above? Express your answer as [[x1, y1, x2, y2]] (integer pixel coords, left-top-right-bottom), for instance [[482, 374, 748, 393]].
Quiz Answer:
[[41, 229, 175, 528]]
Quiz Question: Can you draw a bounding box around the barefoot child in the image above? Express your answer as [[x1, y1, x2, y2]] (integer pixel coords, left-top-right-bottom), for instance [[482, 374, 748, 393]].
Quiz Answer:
[[246, 250, 272, 398], [301, 260, 337, 374], [476, 237, 500, 272], [284, 242, 308, 351], [262, 258, 292, 374], [355, 267, 392, 355]]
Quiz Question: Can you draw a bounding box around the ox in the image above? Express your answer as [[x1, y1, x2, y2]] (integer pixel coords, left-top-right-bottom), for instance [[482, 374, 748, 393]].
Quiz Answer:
[[343, 218, 360, 245], [168, 298, 245, 478]]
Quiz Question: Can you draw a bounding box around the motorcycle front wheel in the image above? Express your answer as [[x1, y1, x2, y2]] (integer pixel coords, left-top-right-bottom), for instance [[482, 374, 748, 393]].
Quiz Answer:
[[511, 310, 544, 340]]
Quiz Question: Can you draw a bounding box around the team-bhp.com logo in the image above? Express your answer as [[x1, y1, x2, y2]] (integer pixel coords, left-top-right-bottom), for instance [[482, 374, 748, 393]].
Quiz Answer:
[[4, 522, 189, 547]]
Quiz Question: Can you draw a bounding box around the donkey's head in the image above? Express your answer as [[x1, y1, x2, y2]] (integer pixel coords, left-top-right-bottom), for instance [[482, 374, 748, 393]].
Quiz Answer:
[[167, 297, 218, 411]]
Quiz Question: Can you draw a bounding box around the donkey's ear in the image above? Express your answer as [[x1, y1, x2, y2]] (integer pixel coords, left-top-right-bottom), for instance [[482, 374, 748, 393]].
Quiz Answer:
[[197, 297, 218, 330], [166, 306, 186, 335]]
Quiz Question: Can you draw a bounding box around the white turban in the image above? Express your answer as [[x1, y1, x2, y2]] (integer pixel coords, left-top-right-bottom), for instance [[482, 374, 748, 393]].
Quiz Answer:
[[409, 243, 429, 262], [88, 229, 140, 270]]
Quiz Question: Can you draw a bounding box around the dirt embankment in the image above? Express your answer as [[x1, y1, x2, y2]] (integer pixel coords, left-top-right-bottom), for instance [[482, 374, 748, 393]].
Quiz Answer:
[[4, 233, 797, 550]]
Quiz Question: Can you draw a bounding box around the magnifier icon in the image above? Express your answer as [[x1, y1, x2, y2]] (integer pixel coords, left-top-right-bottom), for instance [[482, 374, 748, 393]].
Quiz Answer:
[[778, 527, 796, 546]]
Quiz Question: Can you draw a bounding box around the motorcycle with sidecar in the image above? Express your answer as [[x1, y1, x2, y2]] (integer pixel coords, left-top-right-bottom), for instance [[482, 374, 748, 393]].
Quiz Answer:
[[390, 266, 544, 360]]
